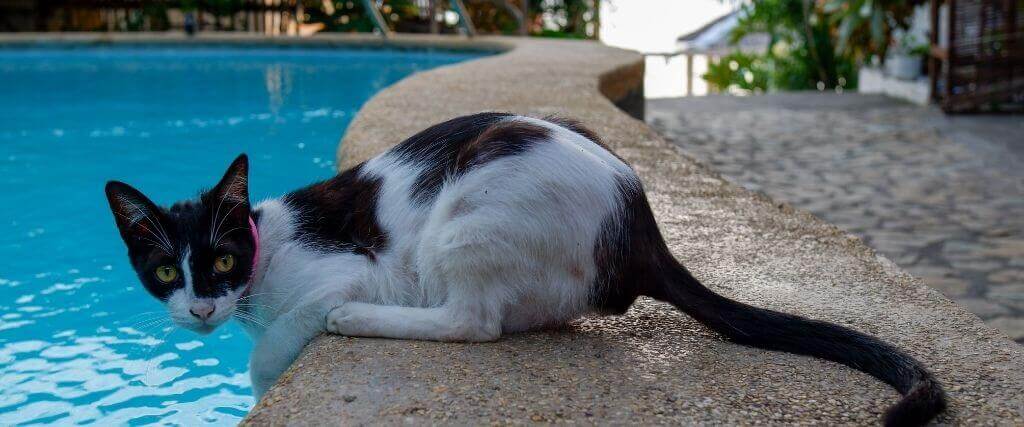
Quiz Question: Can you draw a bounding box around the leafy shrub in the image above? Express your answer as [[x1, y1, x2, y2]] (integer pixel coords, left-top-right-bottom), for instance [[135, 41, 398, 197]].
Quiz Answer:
[[716, 0, 922, 91], [703, 52, 771, 93]]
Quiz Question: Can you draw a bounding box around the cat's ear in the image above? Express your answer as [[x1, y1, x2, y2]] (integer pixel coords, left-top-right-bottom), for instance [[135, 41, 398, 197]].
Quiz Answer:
[[207, 154, 251, 229], [105, 181, 170, 250], [211, 154, 250, 207]]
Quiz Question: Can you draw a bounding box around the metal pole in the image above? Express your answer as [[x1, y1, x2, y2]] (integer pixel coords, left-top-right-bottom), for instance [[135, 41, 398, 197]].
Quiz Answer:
[[429, 0, 439, 34], [946, 0, 956, 109], [518, 0, 527, 36], [450, 0, 476, 36], [686, 53, 694, 96], [360, 0, 393, 37]]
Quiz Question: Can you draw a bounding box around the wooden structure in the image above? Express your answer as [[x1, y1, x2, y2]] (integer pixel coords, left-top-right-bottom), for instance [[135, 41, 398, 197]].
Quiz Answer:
[[929, 0, 1024, 112]]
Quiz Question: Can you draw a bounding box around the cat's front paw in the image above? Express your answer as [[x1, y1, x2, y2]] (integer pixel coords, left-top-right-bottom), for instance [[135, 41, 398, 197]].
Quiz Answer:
[[325, 303, 372, 336]]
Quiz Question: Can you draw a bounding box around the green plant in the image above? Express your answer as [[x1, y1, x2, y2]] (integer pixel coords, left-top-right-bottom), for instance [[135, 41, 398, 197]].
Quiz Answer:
[[825, 0, 924, 63], [540, 0, 595, 38], [729, 0, 850, 89], [724, 0, 919, 90], [703, 51, 771, 93], [893, 31, 929, 56]]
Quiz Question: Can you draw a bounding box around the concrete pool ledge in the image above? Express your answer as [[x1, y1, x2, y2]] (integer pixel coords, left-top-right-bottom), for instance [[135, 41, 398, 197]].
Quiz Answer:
[[4, 33, 1016, 423], [0, 32, 509, 54], [239, 35, 1024, 424]]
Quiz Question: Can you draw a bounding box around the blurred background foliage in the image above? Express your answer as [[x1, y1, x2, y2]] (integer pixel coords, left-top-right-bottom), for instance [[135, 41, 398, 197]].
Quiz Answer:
[[46, 0, 596, 37], [705, 0, 926, 92], [119, 0, 598, 37]]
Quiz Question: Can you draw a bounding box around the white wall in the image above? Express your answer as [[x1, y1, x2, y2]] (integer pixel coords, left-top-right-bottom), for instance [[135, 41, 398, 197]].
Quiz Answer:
[[600, 0, 734, 98]]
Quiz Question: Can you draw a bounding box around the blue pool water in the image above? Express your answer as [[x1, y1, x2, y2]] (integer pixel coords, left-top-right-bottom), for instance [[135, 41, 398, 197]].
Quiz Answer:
[[0, 45, 480, 425]]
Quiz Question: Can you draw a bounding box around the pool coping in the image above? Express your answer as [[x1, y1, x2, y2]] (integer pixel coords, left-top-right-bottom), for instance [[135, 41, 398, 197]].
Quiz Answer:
[[0, 32, 508, 54], [5, 33, 1019, 424]]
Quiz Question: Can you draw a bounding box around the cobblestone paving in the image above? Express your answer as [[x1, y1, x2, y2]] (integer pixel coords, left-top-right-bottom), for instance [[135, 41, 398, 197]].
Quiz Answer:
[[648, 94, 1024, 343]]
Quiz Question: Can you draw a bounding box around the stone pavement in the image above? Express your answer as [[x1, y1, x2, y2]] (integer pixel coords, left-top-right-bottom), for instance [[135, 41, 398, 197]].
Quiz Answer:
[[649, 93, 1024, 343]]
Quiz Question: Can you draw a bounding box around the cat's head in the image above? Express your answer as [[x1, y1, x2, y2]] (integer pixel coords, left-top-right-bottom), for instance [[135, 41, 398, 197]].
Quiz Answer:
[[105, 154, 256, 335]]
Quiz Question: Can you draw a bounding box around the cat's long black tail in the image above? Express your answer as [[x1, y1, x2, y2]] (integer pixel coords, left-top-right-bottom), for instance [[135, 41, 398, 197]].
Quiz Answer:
[[645, 255, 946, 426]]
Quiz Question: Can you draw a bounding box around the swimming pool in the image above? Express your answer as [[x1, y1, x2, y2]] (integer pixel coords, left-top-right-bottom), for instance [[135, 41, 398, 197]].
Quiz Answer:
[[0, 45, 481, 425]]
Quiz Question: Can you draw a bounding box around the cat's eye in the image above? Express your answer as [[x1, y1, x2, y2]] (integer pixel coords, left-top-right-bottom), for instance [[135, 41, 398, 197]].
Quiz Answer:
[[154, 265, 178, 283], [214, 254, 235, 273]]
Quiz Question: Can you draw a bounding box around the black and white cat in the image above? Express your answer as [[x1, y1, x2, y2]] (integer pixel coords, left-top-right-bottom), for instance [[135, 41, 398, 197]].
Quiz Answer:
[[106, 113, 945, 425]]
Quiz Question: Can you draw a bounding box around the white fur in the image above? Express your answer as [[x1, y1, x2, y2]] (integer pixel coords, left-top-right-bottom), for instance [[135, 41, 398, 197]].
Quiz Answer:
[[238, 116, 638, 397], [167, 246, 244, 335]]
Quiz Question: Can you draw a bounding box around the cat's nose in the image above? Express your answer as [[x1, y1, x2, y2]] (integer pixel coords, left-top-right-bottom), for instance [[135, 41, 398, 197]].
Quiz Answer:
[[189, 303, 215, 321]]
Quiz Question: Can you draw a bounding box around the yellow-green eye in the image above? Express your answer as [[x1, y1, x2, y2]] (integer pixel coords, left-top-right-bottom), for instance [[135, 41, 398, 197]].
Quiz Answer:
[[155, 265, 178, 283], [214, 254, 235, 273]]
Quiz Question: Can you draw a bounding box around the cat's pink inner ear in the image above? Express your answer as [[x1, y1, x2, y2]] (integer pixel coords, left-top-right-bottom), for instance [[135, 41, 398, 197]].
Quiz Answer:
[[213, 154, 250, 205], [105, 182, 166, 245]]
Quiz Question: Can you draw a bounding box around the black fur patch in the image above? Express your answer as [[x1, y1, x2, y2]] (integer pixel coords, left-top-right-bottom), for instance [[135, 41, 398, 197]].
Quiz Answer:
[[396, 113, 552, 204], [590, 176, 656, 314], [542, 115, 603, 147], [454, 120, 551, 171], [392, 112, 513, 204], [543, 115, 626, 162], [283, 163, 388, 259]]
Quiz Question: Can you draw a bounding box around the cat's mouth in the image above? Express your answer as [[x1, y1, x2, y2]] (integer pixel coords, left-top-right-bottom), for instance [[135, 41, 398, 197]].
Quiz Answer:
[[182, 315, 231, 335], [193, 323, 217, 335], [174, 304, 234, 335]]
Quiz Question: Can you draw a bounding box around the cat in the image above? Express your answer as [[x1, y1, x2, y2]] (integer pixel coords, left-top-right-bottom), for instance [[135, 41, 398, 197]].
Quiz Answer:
[[105, 112, 945, 426]]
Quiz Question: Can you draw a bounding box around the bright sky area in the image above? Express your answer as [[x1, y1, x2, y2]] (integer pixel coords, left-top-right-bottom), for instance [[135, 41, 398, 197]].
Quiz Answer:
[[599, 0, 736, 97]]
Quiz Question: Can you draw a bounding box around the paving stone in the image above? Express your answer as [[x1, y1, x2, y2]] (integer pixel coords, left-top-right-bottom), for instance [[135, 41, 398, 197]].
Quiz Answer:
[[648, 94, 1024, 345], [954, 298, 1011, 319], [922, 277, 971, 298], [989, 269, 1024, 284], [988, 285, 1024, 311], [980, 239, 1024, 258], [987, 317, 1024, 341], [951, 259, 1006, 271], [905, 265, 955, 279]]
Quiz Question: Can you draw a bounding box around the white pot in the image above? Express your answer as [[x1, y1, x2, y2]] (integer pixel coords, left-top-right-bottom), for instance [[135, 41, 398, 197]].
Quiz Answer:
[[888, 55, 922, 80]]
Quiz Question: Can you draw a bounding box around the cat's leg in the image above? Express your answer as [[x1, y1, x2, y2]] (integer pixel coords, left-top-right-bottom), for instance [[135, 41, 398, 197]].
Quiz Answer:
[[328, 186, 552, 342], [325, 287, 503, 342], [327, 227, 506, 342], [249, 292, 343, 398]]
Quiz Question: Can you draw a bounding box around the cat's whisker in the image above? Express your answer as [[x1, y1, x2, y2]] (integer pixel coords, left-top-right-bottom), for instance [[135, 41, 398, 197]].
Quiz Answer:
[[121, 310, 166, 321], [209, 172, 246, 245], [213, 202, 242, 242], [235, 303, 274, 310], [128, 316, 166, 328], [114, 210, 173, 254], [211, 198, 243, 246], [120, 198, 174, 253], [233, 308, 267, 319], [126, 313, 169, 328], [235, 291, 288, 302], [141, 326, 179, 378], [132, 318, 172, 334], [213, 226, 247, 248], [233, 312, 268, 329]]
